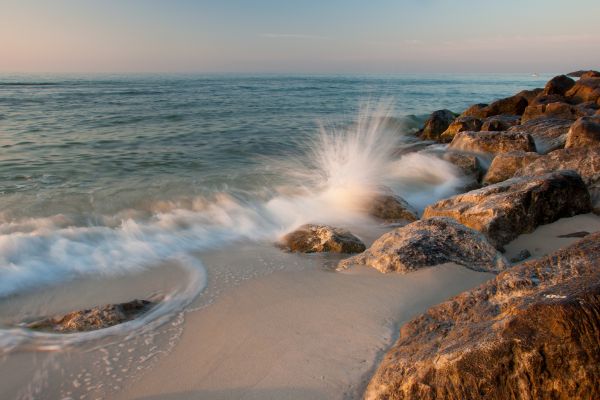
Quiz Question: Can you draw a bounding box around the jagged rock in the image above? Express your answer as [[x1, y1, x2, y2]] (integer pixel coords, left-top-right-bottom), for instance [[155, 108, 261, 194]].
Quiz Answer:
[[448, 131, 536, 155], [543, 74, 576, 96], [460, 103, 488, 118], [567, 69, 600, 78], [280, 224, 365, 253], [337, 218, 507, 273], [368, 193, 418, 223], [439, 116, 482, 142], [423, 171, 591, 248], [442, 152, 483, 182], [365, 233, 600, 400], [480, 115, 520, 131], [507, 118, 573, 153], [26, 300, 155, 333], [514, 146, 600, 213], [566, 77, 600, 104], [419, 110, 456, 141], [565, 116, 600, 148], [482, 151, 540, 184]]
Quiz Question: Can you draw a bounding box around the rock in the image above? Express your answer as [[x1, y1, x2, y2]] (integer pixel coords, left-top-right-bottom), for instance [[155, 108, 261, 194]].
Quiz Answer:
[[337, 218, 507, 273], [442, 152, 484, 182], [422, 171, 591, 248], [521, 102, 579, 123], [482, 151, 540, 184], [448, 131, 536, 155], [515, 88, 543, 104], [419, 109, 456, 141], [368, 193, 418, 223], [459, 103, 488, 118], [543, 74, 575, 96], [483, 94, 529, 117], [480, 115, 520, 131], [26, 299, 155, 333], [514, 146, 600, 213], [565, 116, 600, 148], [280, 224, 365, 253], [566, 77, 600, 103], [529, 93, 567, 106], [392, 141, 435, 157], [567, 69, 600, 78], [509, 249, 531, 263], [365, 233, 600, 400], [439, 116, 482, 142], [507, 118, 573, 153]]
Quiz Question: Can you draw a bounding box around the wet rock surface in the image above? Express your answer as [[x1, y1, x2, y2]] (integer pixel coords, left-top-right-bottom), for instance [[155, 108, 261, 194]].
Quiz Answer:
[[448, 131, 536, 155], [280, 224, 366, 254], [483, 151, 540, 184], [368, 193, 418, 223], [365, 233, 600, 400], [26, 299, 155, 333], [337, 218, 507, 273], [423, 171, 591, 248]]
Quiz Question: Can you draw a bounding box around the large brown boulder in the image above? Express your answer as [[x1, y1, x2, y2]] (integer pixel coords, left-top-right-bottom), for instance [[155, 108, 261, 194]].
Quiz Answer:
[[422, 171, 591, 248], [337, 218, 507, 273], [280, 224, 365, 253], [480, 115, 520, 131], [565, 116, 600, 148], [439, 116, 482, 143], [543, 74, 575, 96], [26, 300, 155, 333], [368, 193, 418, 223], [507, 118, 573, 153], [365, 233, 600, 400], [566, 77, 600, 103], [448, 131, 536, 155], [482, 151, 540, 184], [419, 109, 456, 141]]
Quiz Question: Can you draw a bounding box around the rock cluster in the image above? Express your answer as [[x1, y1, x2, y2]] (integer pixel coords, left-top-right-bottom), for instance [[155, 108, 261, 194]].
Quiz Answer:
[[365, 233, 600, 400], [26, 299, 155, 333]]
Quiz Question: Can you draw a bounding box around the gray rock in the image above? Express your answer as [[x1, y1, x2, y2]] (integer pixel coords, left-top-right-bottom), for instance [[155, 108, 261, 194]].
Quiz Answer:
[[337, 218, 507, 273]]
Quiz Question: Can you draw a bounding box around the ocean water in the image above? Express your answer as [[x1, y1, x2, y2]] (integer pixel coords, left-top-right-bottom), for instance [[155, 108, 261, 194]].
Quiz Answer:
[[0, 73, 551, 349]]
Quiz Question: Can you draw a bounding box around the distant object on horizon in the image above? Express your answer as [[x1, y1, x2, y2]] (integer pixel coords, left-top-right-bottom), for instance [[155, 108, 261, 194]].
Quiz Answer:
[[531, 73, 539, 77]]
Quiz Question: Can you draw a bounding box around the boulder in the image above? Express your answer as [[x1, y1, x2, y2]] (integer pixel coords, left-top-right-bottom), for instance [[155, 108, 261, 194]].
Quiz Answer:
[[521, 102, 579, 123], [529, 93, 568, 106], [422, 171, 591, 248], [566, 77, 600, 103], [448, 131, 536, 155], [565, 116, 600, 148], [567, 69, 600, 78], [543, 74, 575, 96], [280, 224, 365, 253], [442, 152, 484, 182], [419, 109, 456, 141], [365, 233, 600, 400], [507, 118, 573, 153], [483, 94, 529, 117], [514, 88, 543, 104], [482, 151, 540, 184], [439, 116, 482, 142], [480, 115, 520, 131], [460, 103, 488, 118], [368, 193, 418, 223], [337, 218, 507, 273], [26, 299, 155, 333]]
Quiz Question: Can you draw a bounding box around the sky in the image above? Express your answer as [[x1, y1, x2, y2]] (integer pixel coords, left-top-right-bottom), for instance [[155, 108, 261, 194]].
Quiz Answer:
[[1, 0, 599, 74]]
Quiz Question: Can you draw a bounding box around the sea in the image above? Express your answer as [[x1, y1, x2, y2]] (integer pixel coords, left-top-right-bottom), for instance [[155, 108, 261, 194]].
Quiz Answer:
[[0, 73, 551, 355]]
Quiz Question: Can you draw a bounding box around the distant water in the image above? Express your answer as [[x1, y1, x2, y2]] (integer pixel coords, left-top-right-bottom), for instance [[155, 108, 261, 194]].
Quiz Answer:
[[0, 73, 551, 348]]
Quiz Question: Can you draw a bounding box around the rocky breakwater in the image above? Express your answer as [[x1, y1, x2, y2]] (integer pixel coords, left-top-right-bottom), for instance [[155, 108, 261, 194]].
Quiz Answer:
[[365, 232, 600, 400]]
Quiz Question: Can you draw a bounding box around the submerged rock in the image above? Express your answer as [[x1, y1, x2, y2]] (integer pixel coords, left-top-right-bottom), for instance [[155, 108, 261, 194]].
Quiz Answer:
[[482, 151, 540, 184], [418, 109, 456, 141], [26, 299, 155, 333], [423, 171, 591, 248], [507, 117, 573, 153], [448, 131, 536, 155], [337, 218, 507, 273], [368, 193, 418, 223], [565, 116, 600, 148], [439, 116, 482, 143], [280, 224, 365, 254], [365, 233, 600, 400]]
